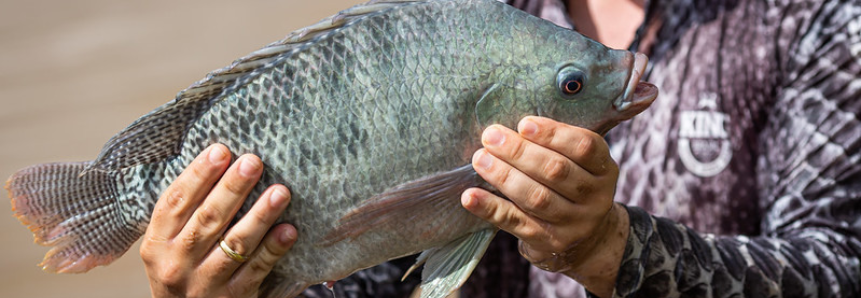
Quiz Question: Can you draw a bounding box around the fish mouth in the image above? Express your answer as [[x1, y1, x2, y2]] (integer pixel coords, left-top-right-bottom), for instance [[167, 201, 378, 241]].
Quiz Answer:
[[616, 53, 658, 114]]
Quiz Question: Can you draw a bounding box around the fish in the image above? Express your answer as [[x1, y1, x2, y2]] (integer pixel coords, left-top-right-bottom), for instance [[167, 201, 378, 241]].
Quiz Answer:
[[5, 0, 658, 297]]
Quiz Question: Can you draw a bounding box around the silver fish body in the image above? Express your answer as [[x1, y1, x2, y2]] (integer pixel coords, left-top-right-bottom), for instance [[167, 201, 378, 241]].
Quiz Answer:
[[6, 0, 657, 297]]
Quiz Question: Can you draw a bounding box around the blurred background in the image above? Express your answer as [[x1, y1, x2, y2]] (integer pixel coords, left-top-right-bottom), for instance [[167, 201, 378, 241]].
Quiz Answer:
[[0, 0, 362, 297]]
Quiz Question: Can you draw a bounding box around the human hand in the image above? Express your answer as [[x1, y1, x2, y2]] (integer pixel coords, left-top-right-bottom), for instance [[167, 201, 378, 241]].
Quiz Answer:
[[461, 116, 629, 297], [140, 144, 297, 298]]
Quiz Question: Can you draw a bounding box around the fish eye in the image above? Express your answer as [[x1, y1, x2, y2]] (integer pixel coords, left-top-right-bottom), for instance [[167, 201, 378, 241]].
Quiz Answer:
[[557, 67, 586, 96]]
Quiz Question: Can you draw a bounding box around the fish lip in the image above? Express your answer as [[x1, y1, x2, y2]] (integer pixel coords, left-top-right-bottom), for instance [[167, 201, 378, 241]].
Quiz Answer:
[[615, 52, 656, 111]]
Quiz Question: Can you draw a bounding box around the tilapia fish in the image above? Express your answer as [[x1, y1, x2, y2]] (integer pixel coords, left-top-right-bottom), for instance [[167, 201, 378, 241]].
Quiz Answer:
[[6, 0, 658, 297]]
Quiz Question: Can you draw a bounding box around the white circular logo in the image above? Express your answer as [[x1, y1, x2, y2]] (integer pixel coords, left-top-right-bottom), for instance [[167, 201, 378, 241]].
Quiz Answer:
[[677, 93, 733, 177]]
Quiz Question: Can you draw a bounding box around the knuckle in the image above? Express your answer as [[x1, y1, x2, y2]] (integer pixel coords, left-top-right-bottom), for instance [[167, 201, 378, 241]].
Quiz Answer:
[[518, 224, 540, 241], [495, 167, 514, 189], [180, 230, 201, 251], [157, 264, 185, 287], [248, 208, 271, 227], [195, 205, 227, 229], [489, 203, 513, 226], [533, 118, 562, 143], [574, 135, 597, 158], [481, 199, 500, 222], [139, 247, 155, 264], [575, 182, 596, 197], [523, 186, 551, 212], [224, 237, 249, 256], [543, 157, 570, 182], [606, 159, 620, 176], [139, 236, 165, 263], [222, 178, 251, 197], [162, 189, 186, 210], [249, 256, 272, 274], [244, 242, 281, 275], [541, 121, 558, 140], [509, 138, 528, 161], [187, 160, 215, 182]]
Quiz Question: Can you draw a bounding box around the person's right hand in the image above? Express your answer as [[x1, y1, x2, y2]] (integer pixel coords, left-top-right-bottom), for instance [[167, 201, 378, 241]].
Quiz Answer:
[[140, 144, 297, 298], [460, 117, 628, 297]]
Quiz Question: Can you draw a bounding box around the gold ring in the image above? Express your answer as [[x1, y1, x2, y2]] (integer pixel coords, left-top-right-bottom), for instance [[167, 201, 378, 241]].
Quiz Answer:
[[219, 239, 247, 263]]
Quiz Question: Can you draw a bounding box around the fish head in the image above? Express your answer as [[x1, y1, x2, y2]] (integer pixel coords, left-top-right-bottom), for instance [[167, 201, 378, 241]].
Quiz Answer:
[[529, 35, 658, 135], [480, 21, 658, 135]]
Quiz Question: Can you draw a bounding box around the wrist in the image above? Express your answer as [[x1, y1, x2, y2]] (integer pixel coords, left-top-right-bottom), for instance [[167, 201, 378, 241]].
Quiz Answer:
[[562, 203, 630, 298]]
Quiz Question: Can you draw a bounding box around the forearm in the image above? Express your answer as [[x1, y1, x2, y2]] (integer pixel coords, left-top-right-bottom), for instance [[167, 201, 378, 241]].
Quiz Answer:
[[561, 203, 630, 298], [609, 206, 861, 298]]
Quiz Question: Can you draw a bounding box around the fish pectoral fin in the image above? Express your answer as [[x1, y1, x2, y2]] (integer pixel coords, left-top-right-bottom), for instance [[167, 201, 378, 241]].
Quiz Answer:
[[321, 165, 484, 245], [418, 229, 497, 298], [475, 83, 524, 129], [474, 83, 503, 129]]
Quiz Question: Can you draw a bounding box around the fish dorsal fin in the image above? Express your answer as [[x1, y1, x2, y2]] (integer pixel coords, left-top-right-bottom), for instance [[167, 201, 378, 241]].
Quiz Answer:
[[88, 0, 428, 172], [172, 0, 429, 107]]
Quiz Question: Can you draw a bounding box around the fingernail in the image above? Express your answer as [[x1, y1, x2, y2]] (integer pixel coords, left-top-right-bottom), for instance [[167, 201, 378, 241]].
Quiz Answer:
[[279, 226, 297, 245], [475, 150, 493, 170], [208, 145, 228, 164], [461, 190, 478, 209], [483, 127, 505, 147], [239, 156, 261, 177], [269, 187, 288, 208], [519, 119, 538, 137]]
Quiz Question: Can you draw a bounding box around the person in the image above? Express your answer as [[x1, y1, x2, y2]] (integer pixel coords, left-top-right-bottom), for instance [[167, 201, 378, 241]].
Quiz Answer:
[[140, 0, 861, 297]]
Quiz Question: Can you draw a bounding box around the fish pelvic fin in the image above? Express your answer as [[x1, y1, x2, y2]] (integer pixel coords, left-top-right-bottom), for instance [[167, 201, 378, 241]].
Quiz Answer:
[[417, 229, 497, 298], [6, 162, 145, 273], [320, 165, 483, 245], [259, 271, 309, 298]]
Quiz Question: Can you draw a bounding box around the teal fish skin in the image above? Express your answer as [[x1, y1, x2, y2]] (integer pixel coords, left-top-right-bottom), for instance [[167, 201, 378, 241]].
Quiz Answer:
[[6, 0, 656, 297]]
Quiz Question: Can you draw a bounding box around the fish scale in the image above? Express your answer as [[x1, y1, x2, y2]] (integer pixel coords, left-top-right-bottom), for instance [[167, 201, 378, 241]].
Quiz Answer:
[[6, 0, 658, 297]]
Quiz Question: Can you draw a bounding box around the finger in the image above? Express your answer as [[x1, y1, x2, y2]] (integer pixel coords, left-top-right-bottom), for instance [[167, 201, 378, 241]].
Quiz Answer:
[[149, 144, 231, 239], [481, 125, 595, 201], [180, 154, 263, 256], [517, 117, 615, 176], [230, 224, 297, 296], [472, 148, 575, 222], [202, 185, 291, 280], [461, 188, 566, 251]]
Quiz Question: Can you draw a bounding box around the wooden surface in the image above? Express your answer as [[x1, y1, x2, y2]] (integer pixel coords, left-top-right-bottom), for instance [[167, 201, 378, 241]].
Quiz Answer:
[[0, 1, 363, 297]]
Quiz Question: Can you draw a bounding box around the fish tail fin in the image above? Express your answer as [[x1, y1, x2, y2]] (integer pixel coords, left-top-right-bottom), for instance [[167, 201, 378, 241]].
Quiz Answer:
[[6, 162, 145, 273]]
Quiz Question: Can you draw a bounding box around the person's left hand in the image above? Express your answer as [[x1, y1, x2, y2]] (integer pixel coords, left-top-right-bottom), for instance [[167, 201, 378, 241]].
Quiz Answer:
[[460, 116, 629, 297]]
